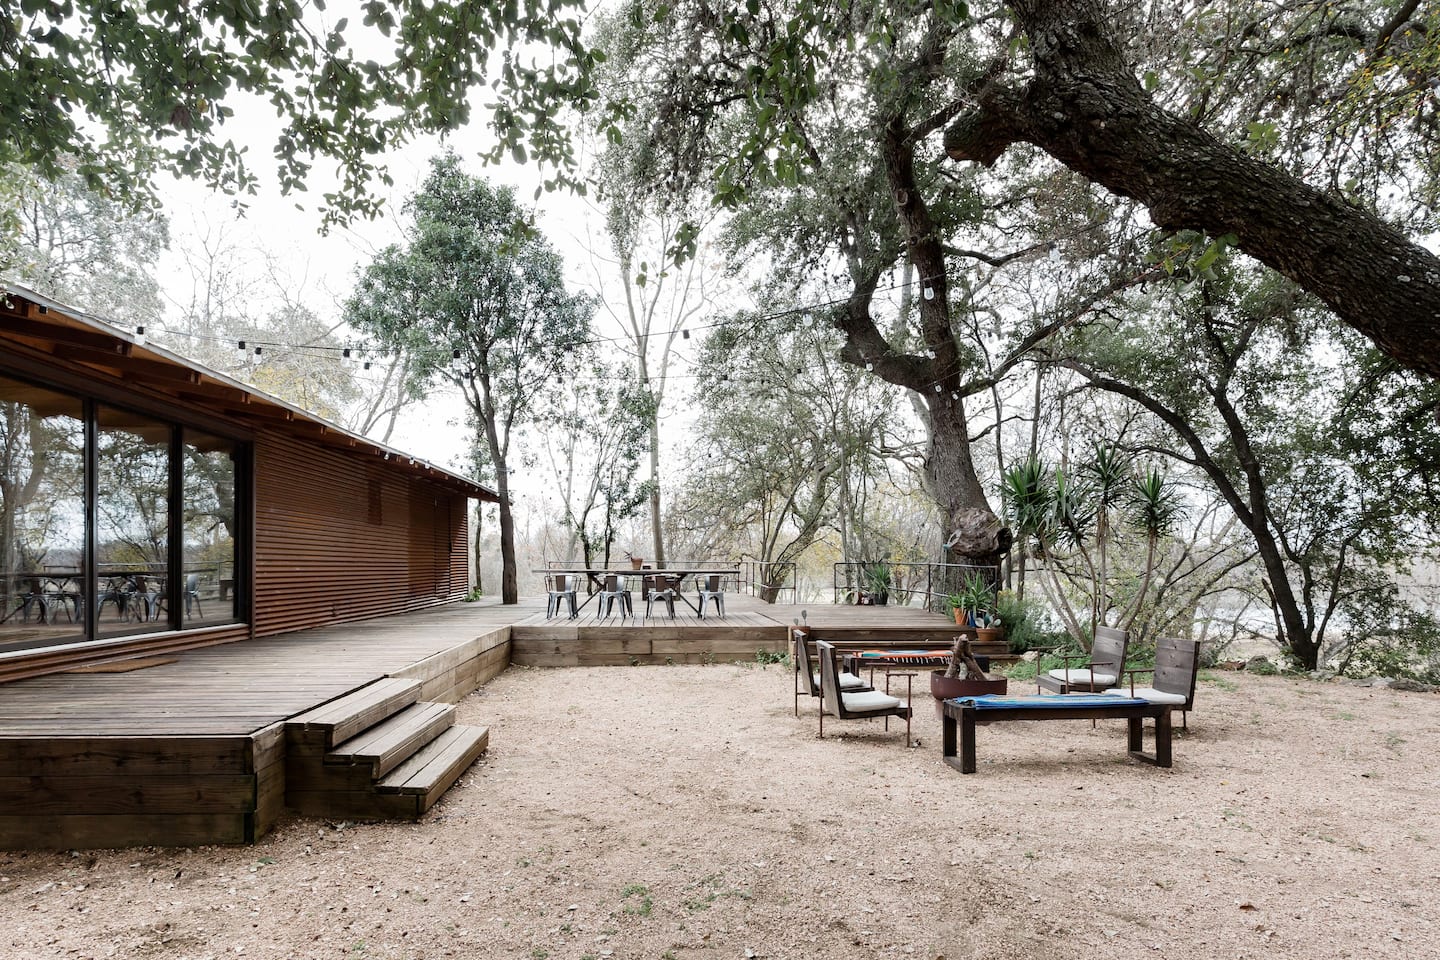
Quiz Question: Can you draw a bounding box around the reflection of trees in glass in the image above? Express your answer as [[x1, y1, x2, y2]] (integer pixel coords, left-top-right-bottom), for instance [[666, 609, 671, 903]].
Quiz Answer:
[[96, 422, 169, 567], [184, 441, 236, 593], [0, 390, 83, 578]]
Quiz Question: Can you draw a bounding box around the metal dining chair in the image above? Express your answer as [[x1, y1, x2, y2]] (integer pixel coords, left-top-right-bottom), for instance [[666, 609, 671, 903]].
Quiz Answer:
[[597, 574, 632, 619], [545, 574, 579, 620], [696, 574, 725, 619], [644, 574, 678, 619]]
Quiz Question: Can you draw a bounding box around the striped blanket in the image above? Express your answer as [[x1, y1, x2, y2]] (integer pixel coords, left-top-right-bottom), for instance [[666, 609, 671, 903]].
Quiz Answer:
[[952, 694, 1147, 710]]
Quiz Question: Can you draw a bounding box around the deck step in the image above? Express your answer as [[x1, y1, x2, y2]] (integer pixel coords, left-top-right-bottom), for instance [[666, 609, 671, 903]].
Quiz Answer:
[[377, 724, 489, 812], [288, 677, 423, 748], [326, 701, 455, 779]]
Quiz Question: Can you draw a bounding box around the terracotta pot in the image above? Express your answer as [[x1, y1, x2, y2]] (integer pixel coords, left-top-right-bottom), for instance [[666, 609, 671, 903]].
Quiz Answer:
[[952, 608, 967, 625], [629, 557, 644, 569], [975, 626, 1004, 644]]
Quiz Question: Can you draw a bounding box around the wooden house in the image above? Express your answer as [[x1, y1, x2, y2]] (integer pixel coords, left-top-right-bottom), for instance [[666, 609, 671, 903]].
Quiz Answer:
[[0, 282, 506, 847]]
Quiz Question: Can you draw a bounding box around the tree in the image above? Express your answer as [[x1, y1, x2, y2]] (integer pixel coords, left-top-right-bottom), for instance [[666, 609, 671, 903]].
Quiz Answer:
[[531, 355, 652, 569], [1065, 268, 1440, 669], [596, 0, 1059, 565], [2, 162, 168, 322], [946, 0, 1440, 378], [0, 0, 604, 226], [344, 154, 592, 604]]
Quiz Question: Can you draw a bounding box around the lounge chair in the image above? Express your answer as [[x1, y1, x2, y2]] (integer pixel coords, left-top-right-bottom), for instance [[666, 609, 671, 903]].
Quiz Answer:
[[815, 639, 911, 745], [791, 629, 870, 716], [941, 637, 1200, 773], [1104, 634, 1201, 728], [1037, 624, 1128, 694]]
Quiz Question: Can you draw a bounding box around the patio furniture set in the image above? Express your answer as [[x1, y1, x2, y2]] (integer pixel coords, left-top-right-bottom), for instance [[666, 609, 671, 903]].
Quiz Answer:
[[539, 567, 733, 621], [792, 625, 1201, 775]]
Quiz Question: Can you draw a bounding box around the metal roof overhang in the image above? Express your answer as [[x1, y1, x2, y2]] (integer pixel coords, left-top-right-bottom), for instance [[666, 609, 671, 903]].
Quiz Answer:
[[0, 280, 500, 503]]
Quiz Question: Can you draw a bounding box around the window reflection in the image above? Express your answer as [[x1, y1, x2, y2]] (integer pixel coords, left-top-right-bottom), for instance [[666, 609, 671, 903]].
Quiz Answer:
[[185, 431, 239, 625], [96, 406, 170, 639], [0, 375, 85, 653]]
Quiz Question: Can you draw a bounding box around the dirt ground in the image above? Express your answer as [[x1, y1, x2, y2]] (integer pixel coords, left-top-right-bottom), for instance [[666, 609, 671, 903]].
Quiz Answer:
[[2, 662, 1438, 960]]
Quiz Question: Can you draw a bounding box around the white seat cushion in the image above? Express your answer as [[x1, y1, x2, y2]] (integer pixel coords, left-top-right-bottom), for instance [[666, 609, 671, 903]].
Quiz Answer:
[[840, 690, 904, 713], [813, 671, 867, 691], [1046, 668, 1118, 687], [1103, 686, 1187, 705]]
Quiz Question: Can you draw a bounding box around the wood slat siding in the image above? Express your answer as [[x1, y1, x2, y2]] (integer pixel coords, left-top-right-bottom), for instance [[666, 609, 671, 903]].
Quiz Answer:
[[252, 433, 469, 637]]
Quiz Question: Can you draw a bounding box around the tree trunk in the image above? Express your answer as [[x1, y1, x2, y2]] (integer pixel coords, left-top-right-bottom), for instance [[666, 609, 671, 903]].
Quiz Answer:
[[648, 418, 666, 567], [946, 0, 1440, 378], [494, 471, 518, 604]]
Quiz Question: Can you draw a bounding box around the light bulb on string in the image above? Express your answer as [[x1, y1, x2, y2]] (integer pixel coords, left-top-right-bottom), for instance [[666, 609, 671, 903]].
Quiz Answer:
[[134, 325, 146, 346], [865, 362, 874, 372], [237, 339, 246, 351], [681, 328, 690, 340], [934, 383, 942, 393], [922, 285, 935, 301]]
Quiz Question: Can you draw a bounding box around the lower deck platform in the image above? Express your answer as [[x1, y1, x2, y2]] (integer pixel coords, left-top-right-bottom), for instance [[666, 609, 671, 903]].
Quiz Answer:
[[0, 595, 966, 849]]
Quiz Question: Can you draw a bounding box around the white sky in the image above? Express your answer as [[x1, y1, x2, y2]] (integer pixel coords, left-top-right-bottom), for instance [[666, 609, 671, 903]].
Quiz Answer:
[[151, 95, 697, 481]]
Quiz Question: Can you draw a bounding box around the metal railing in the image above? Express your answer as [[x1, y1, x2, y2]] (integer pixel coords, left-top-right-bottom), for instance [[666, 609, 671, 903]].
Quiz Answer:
[[832, 560, 1000, 613]]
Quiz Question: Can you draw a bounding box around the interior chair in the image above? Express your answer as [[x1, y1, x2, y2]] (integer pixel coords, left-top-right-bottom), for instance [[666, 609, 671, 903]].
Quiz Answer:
[[696, 573, 726, 620], [791, 629, 870, 716], [1104, 635, 1202, 728], [644, 574, 678, 619], [815, 639, 911, 744], [545, 574, 579, 620], [597, 574, 632, 619], [1038, 624, 1128, 694]]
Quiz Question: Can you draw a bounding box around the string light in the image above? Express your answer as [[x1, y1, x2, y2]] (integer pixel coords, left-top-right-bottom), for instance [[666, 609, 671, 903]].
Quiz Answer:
[[134, 325, 146, 345], [922, 285, 935, 301], [237, 340, 246, 350]]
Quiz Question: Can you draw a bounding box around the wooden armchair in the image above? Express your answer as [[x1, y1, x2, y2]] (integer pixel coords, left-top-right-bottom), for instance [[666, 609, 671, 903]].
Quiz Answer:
[[791, 629, 870, 716], [815, 639, 911, 745], [1103, 635, 1201, 728], [1037, 625, 1128, 694]]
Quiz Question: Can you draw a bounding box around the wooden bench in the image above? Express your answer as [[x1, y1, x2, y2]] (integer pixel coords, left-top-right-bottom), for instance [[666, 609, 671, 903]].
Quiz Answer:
[[940, 637, 1200, 774]]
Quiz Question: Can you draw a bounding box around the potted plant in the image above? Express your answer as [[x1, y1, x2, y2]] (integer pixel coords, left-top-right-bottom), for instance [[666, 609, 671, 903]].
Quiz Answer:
[[858, 562, 891, 605], [946, 592, 967, 625], [929, 634, 1007, 714], [973, 610, 1005, 644], [952, 572, 994, 627]]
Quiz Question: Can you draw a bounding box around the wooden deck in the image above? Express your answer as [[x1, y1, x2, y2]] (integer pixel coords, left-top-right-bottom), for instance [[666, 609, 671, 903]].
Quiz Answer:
[[0, 596, 962, 849]]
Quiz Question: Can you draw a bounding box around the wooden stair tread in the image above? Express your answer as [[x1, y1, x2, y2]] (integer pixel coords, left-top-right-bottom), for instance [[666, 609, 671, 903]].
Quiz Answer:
[[378, 725, 489, 798], [326, 702, 454, 778], [288, 678, 422, 747]]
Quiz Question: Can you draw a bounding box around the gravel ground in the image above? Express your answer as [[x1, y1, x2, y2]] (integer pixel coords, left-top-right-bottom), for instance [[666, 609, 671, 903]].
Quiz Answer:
[[1, 662, 1437, 959]]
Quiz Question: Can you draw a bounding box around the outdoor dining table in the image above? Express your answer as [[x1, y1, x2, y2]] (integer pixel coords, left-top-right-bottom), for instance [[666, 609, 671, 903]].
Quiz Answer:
[[0, 570, 83, 625], [532, 567, 740, 616]]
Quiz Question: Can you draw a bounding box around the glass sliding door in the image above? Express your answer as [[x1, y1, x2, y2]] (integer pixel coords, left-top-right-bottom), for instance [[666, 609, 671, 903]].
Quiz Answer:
[[0, 375, 85, 653], [184, 430, 240, 625], [95, 406, 172, 639]]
